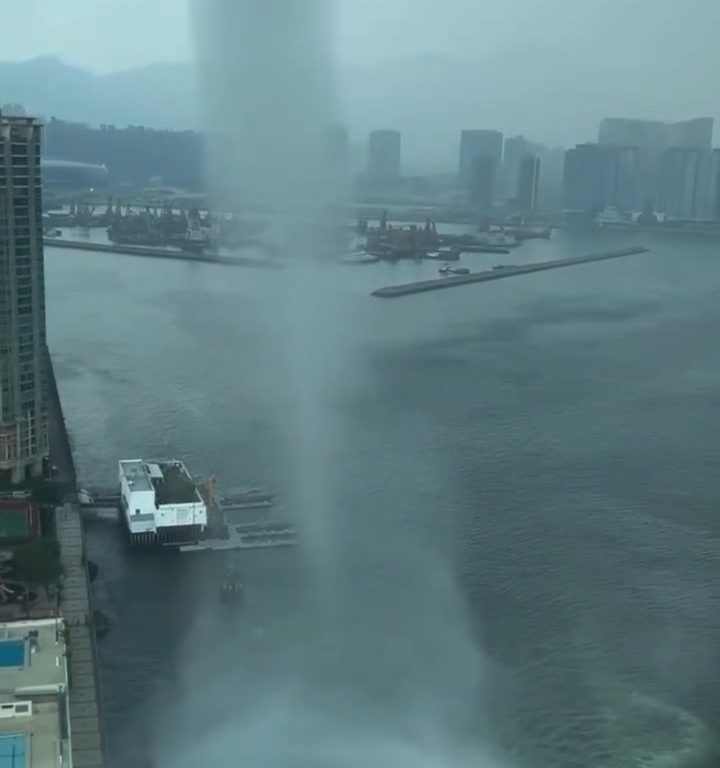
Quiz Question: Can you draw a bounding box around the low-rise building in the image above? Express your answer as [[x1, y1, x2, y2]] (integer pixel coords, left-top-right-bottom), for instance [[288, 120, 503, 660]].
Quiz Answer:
[[0, 618, 71, 767]]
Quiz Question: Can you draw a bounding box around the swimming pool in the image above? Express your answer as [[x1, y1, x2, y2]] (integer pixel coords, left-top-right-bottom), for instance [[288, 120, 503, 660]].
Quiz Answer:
[[0, 640, 25, 668], [0, 734, 26, 768]]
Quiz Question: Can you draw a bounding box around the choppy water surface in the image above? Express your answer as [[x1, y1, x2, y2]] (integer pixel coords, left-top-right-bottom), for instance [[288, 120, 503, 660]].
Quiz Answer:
[[45, 229, 720, 767]]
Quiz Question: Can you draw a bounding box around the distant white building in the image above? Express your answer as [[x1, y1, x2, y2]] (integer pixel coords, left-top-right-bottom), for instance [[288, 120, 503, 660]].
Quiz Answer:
[[119, 459, 207, 546], [0, 617, 71, 767]]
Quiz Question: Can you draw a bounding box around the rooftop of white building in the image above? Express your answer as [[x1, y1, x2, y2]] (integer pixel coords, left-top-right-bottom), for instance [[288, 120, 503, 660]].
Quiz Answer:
[[119, 459, 200, 506], [0, 618, 69, 768]]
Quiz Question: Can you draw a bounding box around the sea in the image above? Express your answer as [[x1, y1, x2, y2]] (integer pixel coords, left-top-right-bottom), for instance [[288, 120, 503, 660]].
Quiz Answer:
[[45, 228, 720, 768]]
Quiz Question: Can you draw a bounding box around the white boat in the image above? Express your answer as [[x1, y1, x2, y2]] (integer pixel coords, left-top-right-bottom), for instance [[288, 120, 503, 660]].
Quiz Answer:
[[595, 206, 632, 227], [220, 564, 243, 602], [78, 489, 95, 506], [176, 227, 209, 253], [439, 264, 470, 276]]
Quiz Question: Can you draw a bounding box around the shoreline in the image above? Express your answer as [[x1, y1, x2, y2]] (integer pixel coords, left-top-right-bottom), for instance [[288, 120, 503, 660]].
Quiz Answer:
[[47, 349, 107, 768], [44, 237, 281, 269]]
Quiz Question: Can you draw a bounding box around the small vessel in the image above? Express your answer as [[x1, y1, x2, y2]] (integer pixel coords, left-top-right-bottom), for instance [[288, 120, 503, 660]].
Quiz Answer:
[[78, 488, 95, 506], [440, 265, 470, 276], [220, 488, 275, 510], [478, 225, 519, 247], [220, 564, 243, 602], [177, 227, 208, 253], [339, 252, 379, 265], [427, 247, 461, 261], [595, 206, 630, 227]]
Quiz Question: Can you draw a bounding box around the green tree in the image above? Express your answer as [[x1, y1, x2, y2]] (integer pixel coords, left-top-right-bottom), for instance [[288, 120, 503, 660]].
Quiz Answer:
[[13, 539, 62, 587]]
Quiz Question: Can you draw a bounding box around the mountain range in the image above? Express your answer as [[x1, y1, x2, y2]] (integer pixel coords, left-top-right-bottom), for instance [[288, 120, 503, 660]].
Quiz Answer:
[[1, 53, 718, 172]]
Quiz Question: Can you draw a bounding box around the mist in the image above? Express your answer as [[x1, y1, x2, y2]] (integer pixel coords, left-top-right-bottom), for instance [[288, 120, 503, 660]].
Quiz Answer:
[[193, 0, 339, 210], [148, 1, 506, 766], [3, 0, 720, 162]]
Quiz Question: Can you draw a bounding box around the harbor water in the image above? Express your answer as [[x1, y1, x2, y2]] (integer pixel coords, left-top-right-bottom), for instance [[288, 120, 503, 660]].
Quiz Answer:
[[45, 229, 720, 767]]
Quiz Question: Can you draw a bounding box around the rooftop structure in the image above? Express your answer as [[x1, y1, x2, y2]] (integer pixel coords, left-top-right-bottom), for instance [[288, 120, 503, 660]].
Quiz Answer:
[[118, 459, 207, 545], [0, 618, 71, 768]]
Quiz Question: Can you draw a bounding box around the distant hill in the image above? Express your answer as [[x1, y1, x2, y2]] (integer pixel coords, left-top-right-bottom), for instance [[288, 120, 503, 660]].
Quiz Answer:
[[0, 56, 197, 130], [1, 53, 717, 173]]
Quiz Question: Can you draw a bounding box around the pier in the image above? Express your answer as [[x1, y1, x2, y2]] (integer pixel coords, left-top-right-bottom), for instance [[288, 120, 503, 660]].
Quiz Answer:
[[190, 485, 297, 553], [81, 478, 296, 553], [371, 246, 650, 298], [56, 507, 105, 768], [44, 238, 281, 269], [178, 522, 298, 553], [47, 354, 106, 767]]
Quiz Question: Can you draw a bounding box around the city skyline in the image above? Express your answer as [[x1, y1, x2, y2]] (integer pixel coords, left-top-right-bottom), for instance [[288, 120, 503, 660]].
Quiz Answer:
[[1, 0, 719, 160], [1, 54, 716, 161], [19, 110, 720, 218]]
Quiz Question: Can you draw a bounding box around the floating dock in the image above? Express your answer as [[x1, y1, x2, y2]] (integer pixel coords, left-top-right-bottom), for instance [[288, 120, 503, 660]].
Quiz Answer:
[[178, 522, 297, 552], [193, 483, 296, 552], [44, 238, 281, 269], [371, 246, 650, 298]]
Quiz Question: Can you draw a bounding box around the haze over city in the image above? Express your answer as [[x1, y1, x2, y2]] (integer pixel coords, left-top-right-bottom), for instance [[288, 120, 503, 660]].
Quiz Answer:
[[1, 1, 720, 767], [1, 0, 719, 169]]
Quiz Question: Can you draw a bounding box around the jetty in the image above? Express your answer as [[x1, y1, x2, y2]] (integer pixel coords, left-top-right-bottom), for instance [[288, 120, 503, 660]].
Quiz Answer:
[[81, 475, 296, 553], [372, 246, 649, 298], [44, 238, 281, 269], [47, 352, 106, 767], [178, 522, 297, 553]]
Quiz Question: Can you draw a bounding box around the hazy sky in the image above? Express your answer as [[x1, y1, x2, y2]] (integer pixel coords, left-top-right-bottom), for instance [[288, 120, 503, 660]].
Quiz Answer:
[[1, 0, 718, 158], [2, 0, 719, 73]]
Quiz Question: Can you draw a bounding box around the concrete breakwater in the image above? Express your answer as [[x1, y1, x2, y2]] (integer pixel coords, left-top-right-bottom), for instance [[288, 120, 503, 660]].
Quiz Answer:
[[372, 246, 650, 298], [44, 238, 281, 269]]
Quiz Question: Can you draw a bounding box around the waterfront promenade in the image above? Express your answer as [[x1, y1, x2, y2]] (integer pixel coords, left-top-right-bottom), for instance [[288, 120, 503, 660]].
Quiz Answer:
[[47, 352, 105, 767]]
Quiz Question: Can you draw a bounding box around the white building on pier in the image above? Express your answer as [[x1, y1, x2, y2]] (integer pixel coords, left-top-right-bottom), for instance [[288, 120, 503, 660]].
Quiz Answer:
[[118, 459, 207, 546]]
